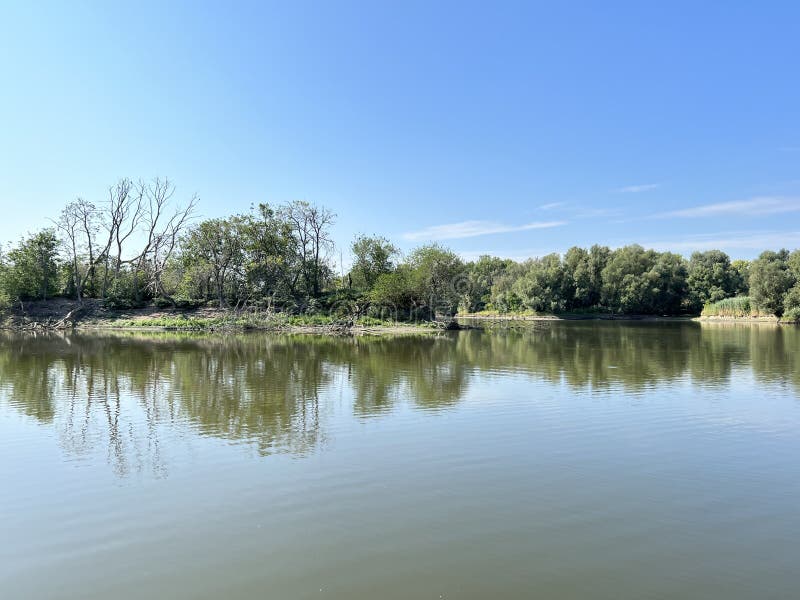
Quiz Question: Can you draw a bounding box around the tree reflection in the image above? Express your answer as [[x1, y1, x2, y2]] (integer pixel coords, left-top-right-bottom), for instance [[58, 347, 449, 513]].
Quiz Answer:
[[1, 322, 798, 477]]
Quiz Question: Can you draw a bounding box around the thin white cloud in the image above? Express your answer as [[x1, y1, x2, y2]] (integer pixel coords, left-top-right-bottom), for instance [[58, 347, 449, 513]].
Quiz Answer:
[[575, 206, 623, 219], [403, 220, 566, 241], [615, 183, 660, 193], [458, 248, 565, 263], [458, 231, 800, 262], [661, 196, 800, 218], [642, 230, 800, 253], [538, 202, 566, 210]]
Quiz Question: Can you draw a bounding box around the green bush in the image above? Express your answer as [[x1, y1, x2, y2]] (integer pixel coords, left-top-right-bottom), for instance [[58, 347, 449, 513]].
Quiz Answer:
[[153, 297, 174, 309], [356, 316, 388, 327], [288, 314, 336, 326], [175, 297, 205, 310], [104, 296, 147, 310], [701, 296, 753, 318], [0, 289, 10, 312], [781, 307, 800, 323]]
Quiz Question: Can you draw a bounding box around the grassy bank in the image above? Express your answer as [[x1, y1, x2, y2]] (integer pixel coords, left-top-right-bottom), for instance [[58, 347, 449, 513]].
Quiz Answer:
[[106, 312, 440, 332], [699, 296, 799, 323], [0, 298, 444, 335], [456, 310, 694, 321]]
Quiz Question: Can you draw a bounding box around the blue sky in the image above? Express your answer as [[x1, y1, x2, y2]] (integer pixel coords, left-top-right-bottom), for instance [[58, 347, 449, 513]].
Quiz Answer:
[[1, 1, 798, 260]]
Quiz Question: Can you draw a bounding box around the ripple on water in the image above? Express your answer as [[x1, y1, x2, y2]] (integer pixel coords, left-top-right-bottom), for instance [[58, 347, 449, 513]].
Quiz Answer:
[[1, 325, 800, 599]]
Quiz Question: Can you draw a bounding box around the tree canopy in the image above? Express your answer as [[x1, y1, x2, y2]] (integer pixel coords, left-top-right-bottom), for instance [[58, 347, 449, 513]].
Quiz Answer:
[[2, 177, 800, 321]]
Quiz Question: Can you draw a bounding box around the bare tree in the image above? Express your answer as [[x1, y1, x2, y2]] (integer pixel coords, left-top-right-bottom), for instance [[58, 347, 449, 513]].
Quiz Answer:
[[280, 201, 336, 297], [307, 204, 336, 296], [55, 178, 195, 302], [56, 198, 110, 301], [134, 178, 197, 300], [103, 178, 143, 297], [55, 201, 83, 299]]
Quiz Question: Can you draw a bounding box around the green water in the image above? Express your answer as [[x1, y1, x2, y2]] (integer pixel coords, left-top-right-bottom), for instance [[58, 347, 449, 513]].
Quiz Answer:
[[1, 322, 799, 599]]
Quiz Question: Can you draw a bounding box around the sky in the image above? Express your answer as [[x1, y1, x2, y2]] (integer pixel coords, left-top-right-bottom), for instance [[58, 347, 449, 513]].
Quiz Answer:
[[1, 0, 799, 261]]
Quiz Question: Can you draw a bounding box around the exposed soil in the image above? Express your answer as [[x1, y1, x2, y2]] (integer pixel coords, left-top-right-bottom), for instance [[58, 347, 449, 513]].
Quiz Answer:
[[0, 298, 443, 335]]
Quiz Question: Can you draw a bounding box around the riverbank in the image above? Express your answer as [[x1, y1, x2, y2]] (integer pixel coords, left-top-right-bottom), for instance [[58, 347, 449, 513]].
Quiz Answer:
[[0, 298, 446, 335], [459, 310, 800, 324], [4, 300, 794, 334], [456, 311, 696, 322], [696, 315, 780, 323]]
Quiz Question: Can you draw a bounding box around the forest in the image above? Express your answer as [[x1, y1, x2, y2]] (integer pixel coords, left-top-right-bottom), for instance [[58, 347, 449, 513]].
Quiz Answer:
[[2, 178, 800, 322]]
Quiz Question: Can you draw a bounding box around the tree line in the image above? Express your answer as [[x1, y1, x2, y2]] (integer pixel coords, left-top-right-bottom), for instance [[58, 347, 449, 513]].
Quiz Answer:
[[2, 177, 800, 321]]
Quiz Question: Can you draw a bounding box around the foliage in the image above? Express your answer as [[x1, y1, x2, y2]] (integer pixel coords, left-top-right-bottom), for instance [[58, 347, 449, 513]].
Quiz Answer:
[[4, 176, 800, 323], [459, 255, 512, 313], [730, 259, 750, 295], [749, 250, 795, 317], [3, 229, 61, 301], [782, 306, 800, 323], [782, 284, 800, 322], [512, 254, 570, 313], [349, 235, 398, 290], [597, 246, 688, 314], [701, 296, 753, 318], [368, 267, 418, 318], [180, 216, 246, 307], [687, 250, 738, 311], [564, 244, 610, 309], [406, 244, 465, 318]]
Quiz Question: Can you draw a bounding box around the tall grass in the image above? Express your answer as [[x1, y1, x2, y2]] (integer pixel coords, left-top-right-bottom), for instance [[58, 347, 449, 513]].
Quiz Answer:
[[108, 312, 421, 330], [115, 311, 291, 330], [701, 296, 754, 318]]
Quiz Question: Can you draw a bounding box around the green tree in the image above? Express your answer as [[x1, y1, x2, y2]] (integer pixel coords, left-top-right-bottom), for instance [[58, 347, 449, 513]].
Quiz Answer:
[[687, 250, 735, 310], [4, 230, 61, 301], [489, 262, 525, 313], [749, 250, 794, 317], [646, 251, 689, 314], [563, 245, 610, 309], [241, 204, 296, 305], [349, 235, 398, 290], [512, 254, 569, 313], [788, 250, 800, 280], [368, 267, 418, 318], [407, 244, 465, 318], [0, 245, 10, 310], [730, 259, 750, 295], [783, 283, 800, 321], [599, 245, 688, 314], [601, 245, 657, 313], [460, 255, 511, 313], [181, 218, 245, 307]]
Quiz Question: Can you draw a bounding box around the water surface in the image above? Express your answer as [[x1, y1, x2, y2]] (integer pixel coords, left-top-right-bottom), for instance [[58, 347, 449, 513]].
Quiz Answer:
[[2, 322, 799, 599]]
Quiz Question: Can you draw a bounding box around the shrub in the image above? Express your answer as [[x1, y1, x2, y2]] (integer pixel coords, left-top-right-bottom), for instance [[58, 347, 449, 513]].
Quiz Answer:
[[701, 296, 752, 318], [781, 307, 800, 323], [153, 297, 174, 309]]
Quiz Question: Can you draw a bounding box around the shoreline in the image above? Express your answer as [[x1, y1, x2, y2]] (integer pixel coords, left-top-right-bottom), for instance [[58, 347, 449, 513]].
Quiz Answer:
[[456, 313, 696, 322], [71, 323, 442, 336], [0, 300, 448, 335], [2, 299, 796, 335], [458, 313, 797, 325], [695, 315, 784, 324]]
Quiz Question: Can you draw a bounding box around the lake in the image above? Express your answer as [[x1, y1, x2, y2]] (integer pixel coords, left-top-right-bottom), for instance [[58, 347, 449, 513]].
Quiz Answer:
[[2, 322, 799, 599]]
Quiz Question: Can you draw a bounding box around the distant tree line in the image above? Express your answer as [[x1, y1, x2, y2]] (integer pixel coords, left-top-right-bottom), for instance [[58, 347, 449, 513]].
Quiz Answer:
[[2, 177, 800, 321]]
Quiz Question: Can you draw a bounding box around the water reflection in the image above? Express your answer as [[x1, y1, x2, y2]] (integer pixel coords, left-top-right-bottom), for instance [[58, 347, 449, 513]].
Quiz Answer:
[[1, 322, 799, 476]]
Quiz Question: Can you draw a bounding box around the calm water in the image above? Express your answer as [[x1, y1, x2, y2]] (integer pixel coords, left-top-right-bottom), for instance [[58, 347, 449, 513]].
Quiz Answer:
[[2, 322, 799, 599]]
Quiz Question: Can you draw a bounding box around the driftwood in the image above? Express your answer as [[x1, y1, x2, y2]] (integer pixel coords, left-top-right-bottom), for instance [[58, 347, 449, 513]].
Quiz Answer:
[[52, 306, 88, 329]]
